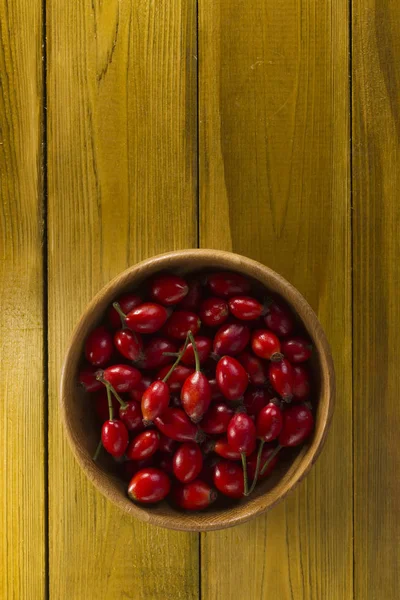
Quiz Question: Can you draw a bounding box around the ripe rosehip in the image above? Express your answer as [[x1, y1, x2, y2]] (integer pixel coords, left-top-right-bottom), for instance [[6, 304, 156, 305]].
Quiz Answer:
[[128, 468, 171, 504], [157, 364, 195, 393], [150, 274, 189, 305], [268, 358, 295, 401], [213, 460, 244, 498], [256, 403, 283, 442], [108, 294, 142, 329], [173, 442, 203, 483], [162, 311, 201, 340], [173, 480, 217, 510], [199, 297, 229, 327], [282, 336, 313, 363], [179, 336, 212, 366], [213, 323, 250, 356], [279, 404, 314, 446], [216, 356, 249, 401], [85, 326, 113, 366], [154, 408, 200, 442], [102, 364, 142, 393], [229, 296, 264, 320], [141, 380, 170, 422], [79, 364, 103, 393], [227, 413, 256, 455], [237, 351, 269, 386], [292, 365, 311, 401], [119, 400, 144, 433], [251, 329, 281, 360], [114, 329, 143, 361], [125, 303, 169, 334], [101, 419, 129, 457], [264, 300, 295, 337], [126, 430, 160, 461], [207, 272, 251, 298], [200, 402, 234, 435], [136, 337, 178, 370]]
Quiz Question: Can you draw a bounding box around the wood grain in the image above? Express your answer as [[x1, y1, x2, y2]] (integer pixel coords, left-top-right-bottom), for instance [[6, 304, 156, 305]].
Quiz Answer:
[[47, 1, 198, 598], [199, 0, 352, 597], [352, 1, 400, 598], [0, 0, 45, 598]]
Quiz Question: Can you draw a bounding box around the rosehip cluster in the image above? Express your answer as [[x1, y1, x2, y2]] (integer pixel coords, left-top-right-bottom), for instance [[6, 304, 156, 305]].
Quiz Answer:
[[79, 271, 315, 510]]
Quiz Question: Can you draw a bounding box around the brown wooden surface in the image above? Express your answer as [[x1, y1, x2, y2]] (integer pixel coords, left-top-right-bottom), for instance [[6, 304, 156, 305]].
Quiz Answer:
[[352, 1, 400, 598], [0, 0, 46, 598], [1, 0, 400, 596], [198, 0, 353, 598], [47, 1, 198, 598]]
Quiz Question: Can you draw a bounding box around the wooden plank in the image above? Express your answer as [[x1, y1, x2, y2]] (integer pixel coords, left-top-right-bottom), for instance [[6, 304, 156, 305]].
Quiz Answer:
[[0, 0, 45, 598], [352, 2, 400, 598], [47, 1, 198, 598], [199, 0, 352, 598]]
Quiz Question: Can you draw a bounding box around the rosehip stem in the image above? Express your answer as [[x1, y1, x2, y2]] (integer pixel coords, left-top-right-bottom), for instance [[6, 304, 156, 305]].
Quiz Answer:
[[259, 445, 281, 476], [246, 440, 265, 496], [107, 386, 114, 420], [96, 374, 128, 409], [162, 333, 191, 382], [188, 331, 200, 372], [241, 453, 249, 496], [92, 439, 103, 461], [113, 301, 127, 328]]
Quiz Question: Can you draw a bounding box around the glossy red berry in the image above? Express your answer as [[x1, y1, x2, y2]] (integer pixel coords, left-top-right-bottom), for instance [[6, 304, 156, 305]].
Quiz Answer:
[[101, 419, 129, 457], [141, 380, 170, 422], [292, 365, 311, 400], [229, 296, 263, 321], [102, 364, 142, 393], [125, 303, 169, 334], [129, 375, 153, 402], [128, 468, 171, 504], [243, 388, 273, 417], [178, 278, 203, 310], [157, 364, 195, 393], [216, 356, 249, 401], [213, 323, 250, 356], [150, 274, 189, 305], [119, 400, 144, 433], [199, 297, 229, 327], [180, 336, 212, 366], [247, 444, 279, 480], [279, 404, 314, 446], [237, 351, 269, 386], [213, 460, 244, 498], [108, 294, 142, 329], [207, 272, 251, 298], [181, 371, 212, 423], [136, 337, 178, 370], [268, 358, 295, 401], [282, 336, 313, 363], [126, 429, 160, 461], [85, 326, 113, 366], [173, 442, 203, 483], [213, 436, 242, 460], [264, 301, 295, 337], [173, 480, 217, 510], [256, 403, 283, 442], [154, 408, 200, 442], [95, 390, 119, 422], [159, 433, 178, 454], [251, 329, 281, 360], [227, 413, 256, 455], [79, 364, 103, 392], [114, 329, 143, 361], [162, 310, 201, 340], [200, 402, 234, 435]]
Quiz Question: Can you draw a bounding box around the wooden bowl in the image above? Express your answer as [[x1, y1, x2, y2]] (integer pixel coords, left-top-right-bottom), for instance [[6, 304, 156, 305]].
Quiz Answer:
[[61, 249, 335, 531]]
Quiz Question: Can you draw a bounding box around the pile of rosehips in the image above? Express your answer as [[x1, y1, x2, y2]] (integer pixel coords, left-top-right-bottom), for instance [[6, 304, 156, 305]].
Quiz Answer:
[[79, 271, 314, 511]]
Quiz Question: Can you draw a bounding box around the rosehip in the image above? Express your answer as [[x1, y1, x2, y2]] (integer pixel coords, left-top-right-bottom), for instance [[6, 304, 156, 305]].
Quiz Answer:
[[229, 296, 264, 320], [179, 336, 212, 366], [114, 329, 143, 361], [199, 297, 229, 327], [79, 364, 103, 392], [95, 390, 119, 422], [125, 303, 169, 334], [129, 375, 153, 402], [154, 408, 200, 442], [101, 419, 129, 457], [256, 403, 283, 442], [216, 356, 249, 401], [128, 468, 171, 504], [200, 402, 234, 435], [173, 442, 203, 483], [264, 300, 295, 337], [237, 351, 269, 386], [162, 311, 201, 340], [279, 404, 314, 446], [85, 326, 113, 366], [173, 480, 217, 510], [108, 294, 142, 329], [141, 380, 170, 422], [102, 364, 142, 393], [119, 400, 144, 432], [251, 329, 281, 360], [268, 358, 295, 401], [213, 460, 244, 498], [213, 323, 250, 356], [282, 336, 313, 363], [179, 278, 203, 310], [157, 364, 195, 393], [243, 388, 273, 417], [213, 436, 242, 460], [207, 272, 251, 298], [136, 337, 178, 370], [227, 413, 256, 455], [150, 274, 189, 305], [126, 430, 160, 461]]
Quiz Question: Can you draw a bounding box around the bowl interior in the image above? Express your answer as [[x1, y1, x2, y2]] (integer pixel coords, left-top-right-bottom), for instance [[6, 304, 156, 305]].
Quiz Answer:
[[61, 250, 334, 531]]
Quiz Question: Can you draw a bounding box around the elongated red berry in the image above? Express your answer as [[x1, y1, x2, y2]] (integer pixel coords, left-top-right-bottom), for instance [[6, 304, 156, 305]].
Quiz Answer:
[[237, 351, 268, 386], [85, 326, 113, 366], [126, 430, 160, 461], [125, 303, 169, 334], [256, 403, 283, 442], [199, 297, 229, 327], [229, 296, 263, 320], [102, 364, 142, 393], [213, 436, 242, 460], [200, 402, 234, 435], [180, 336, 212, 366], [207, 272, 251, 298], [173, 442, 203, 483], [119, 400, 144, 433], [136, 337, 178, 370], [216, 356, 249, 401], [292, 365, 311, 401], [79, 364, 103, 392], [264, 300, 294, 337], [282, 336, 312, 363], [157, 364, 195, 393], [101, 419, 129, 457], [173, 480, 217, 510], [251, 329, 281, 360], [154, 408, 200, 442], [128, 468, 171, 504], [114, 329, 143, 361], [141, 380, 170, 422], [213, 323, 250, 356], [108, 294, 142, 329], [213, 460, 244, 498], [181, 371, 212, 423], [268, 358, 295, 401], [150, 274, 189, 306], [279, 404, 314, 446], [162, 311, 201, 340], [227, 413, 256, 455]]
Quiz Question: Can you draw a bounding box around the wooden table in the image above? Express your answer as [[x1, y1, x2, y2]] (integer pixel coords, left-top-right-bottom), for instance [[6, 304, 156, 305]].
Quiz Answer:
[[1, 1, 399, 598]]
